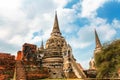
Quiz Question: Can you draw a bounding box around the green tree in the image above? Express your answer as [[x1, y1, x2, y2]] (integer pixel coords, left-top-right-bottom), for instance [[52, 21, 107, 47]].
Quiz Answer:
[[95, 39, 120, 78]]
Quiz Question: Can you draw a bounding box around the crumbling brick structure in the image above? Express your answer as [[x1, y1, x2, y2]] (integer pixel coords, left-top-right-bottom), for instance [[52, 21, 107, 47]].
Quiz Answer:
[[22, 43, 37, 61], [0, 53, 15, 80]]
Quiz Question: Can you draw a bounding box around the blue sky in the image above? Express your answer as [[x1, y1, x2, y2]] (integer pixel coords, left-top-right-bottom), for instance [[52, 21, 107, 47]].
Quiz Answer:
[[0, 0, 120, 69]]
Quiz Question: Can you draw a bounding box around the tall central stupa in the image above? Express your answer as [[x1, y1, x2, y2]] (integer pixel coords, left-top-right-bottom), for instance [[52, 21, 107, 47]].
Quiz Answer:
[[39, 12, 86, 78]]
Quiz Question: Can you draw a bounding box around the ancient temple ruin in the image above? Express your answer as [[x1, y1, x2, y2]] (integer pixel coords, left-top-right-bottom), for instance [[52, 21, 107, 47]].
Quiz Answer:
[[1, 12, 85, 80]]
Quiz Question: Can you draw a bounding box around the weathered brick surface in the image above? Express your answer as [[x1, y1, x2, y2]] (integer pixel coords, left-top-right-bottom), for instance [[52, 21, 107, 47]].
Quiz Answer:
[[16, 51, 23, 60], [23, 61, 49, 79], [0, 53, 15, 80], [16, 61, 26, 80], [22, 43, 37, 61]]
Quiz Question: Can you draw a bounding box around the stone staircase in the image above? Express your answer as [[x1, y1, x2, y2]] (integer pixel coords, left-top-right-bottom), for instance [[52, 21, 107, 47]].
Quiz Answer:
[[15, 61, 26, 80], [70, 57, 86, 78]]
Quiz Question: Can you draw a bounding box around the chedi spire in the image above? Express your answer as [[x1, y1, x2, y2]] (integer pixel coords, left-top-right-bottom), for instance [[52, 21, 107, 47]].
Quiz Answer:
[[40, 40, 44, 50], [95, 29, 102, 49], [51, 11, 61, 36]]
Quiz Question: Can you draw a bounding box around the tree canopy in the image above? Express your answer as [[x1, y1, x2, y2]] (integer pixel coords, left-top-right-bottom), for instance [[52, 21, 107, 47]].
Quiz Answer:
[[95, 39, 120, 78]]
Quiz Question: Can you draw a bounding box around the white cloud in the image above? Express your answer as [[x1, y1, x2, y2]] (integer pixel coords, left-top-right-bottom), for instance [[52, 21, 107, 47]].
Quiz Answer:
[[67, 25, 94, 49], [0, 0, 21, 9], [0, 0, 26, 21], [97, 25, 116, 41], [112, 19, 120, 28], [0, 27, 11, 39], [80, 0, 108, 18], [69, 36, 91, 49], [67, 16, 116, 51], [9, 35, 24, 45], [53, 0, 71, 8]]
